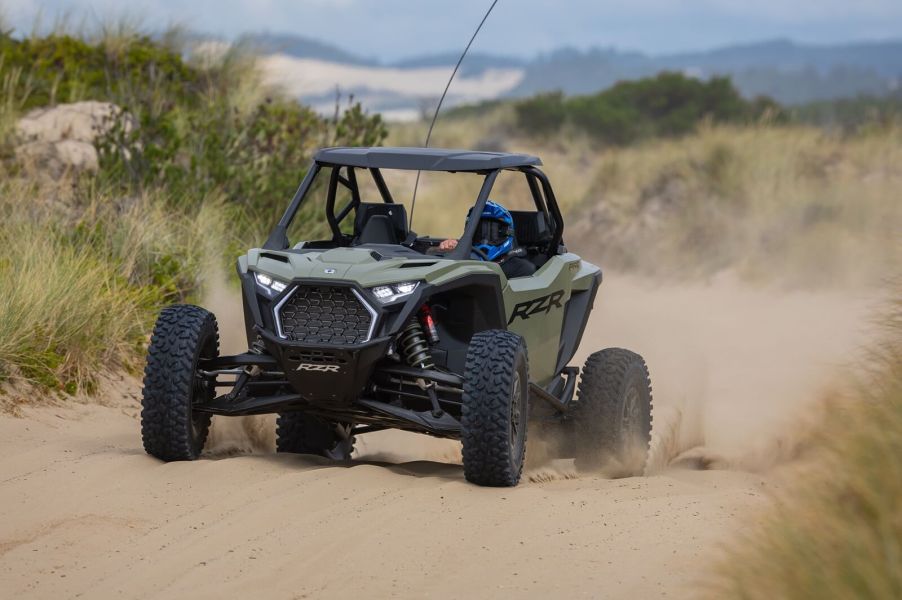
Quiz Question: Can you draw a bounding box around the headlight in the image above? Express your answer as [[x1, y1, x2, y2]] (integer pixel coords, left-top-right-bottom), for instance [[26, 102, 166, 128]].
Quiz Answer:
[[254, 271, 288, 299], [369, 281, 420, 304]]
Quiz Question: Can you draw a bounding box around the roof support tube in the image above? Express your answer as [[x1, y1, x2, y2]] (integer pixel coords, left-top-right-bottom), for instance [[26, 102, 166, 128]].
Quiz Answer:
[[370, 168, 395, 203], [264, 164, 321, 250], [524, 166, 565, 256]]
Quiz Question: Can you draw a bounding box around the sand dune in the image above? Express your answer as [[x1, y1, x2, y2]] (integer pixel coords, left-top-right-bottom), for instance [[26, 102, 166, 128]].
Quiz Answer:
[[260, 55, 524, 119], [0, 274, 876, 598]]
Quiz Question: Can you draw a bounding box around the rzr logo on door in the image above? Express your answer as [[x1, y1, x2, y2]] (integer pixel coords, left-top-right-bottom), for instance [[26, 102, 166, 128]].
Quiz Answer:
[[508, 290, 564, 324], [296, 363, 341, 373]]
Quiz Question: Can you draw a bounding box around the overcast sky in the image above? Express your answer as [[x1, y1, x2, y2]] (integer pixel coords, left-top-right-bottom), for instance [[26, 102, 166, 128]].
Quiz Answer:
[[5, 0, 902, 59]]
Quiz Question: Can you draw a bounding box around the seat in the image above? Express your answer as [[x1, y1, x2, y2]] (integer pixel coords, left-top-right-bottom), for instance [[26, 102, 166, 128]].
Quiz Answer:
[[509, 210, 553, 269], [357, 215, 399, 245], [353, 203, 408, 246], [509, 210, 551, 247], [501, 256, 537, 279]]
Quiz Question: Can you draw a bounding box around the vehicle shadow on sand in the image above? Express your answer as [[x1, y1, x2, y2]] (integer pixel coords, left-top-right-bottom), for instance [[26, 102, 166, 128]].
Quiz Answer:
[[200, 448, 466, 482]]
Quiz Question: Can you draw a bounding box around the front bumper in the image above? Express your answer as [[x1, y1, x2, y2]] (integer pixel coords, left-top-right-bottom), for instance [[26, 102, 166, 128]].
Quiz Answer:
[[256, 327, 390, 406]]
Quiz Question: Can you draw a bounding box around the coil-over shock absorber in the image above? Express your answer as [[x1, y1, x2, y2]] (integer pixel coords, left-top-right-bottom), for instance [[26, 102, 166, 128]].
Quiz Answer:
[[397, 307, 443, 417], [398, 319, 434, 370]]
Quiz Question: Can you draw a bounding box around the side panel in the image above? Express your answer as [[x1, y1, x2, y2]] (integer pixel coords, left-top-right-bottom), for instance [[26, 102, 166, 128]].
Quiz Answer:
[[555, 263, 602, 373], [503, 253, 582, 384]]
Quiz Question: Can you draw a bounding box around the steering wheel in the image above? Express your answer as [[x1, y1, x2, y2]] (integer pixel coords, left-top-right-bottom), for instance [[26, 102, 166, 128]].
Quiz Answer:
[[469, 247, 489, 261]]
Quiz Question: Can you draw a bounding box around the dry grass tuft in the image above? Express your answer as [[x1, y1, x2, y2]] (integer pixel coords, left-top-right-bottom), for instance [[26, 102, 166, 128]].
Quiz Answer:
[[571, 124, 902, 286], [0, 178, 230, 395], [707, 286, 902, 599]]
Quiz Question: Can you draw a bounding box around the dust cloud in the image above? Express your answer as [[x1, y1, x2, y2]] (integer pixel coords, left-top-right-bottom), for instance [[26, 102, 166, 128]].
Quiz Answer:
[[583, 271, 878, 473]]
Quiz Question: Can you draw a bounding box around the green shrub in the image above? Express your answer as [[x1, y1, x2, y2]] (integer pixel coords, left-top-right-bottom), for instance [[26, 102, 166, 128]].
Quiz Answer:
[[0, 31, 387, 229], [0, 31, 201, 110], [514, 72, 782, 145], [514, 91, 567, 134], [98, 92, 386, 222]]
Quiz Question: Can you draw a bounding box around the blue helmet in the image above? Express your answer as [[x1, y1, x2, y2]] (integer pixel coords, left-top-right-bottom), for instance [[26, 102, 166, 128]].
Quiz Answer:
[[469, 200, 515, 261]]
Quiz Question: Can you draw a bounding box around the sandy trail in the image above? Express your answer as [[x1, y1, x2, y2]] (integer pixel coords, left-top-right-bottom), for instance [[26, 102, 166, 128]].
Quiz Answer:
[[0, 275, 876, 599]]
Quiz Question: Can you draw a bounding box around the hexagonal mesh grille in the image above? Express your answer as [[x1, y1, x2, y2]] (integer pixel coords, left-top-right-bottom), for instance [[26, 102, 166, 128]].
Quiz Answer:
[[278, 286, 373, 344]]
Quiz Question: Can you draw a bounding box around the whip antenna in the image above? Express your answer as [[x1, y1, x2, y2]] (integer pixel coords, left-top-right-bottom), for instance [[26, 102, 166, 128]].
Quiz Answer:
[[409, 0, 499, 225]]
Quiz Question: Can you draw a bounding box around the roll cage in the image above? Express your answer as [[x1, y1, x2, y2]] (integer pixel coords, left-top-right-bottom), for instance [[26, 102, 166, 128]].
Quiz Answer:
[[262, 147, 566, 260]]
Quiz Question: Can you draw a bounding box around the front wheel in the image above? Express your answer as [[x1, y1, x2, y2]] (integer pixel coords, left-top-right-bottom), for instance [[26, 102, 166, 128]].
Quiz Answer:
[[141, 305, 218, 461], [571, 348, 652, 475], [461, 330, 529, 487]]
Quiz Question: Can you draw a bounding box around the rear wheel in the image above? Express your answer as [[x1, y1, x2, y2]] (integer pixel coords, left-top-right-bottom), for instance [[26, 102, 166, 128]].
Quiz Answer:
[[461, 330, 529, 487], [276, 412, 354, 460], [141, 305, 218, 461], [571, 348, 652, 475]]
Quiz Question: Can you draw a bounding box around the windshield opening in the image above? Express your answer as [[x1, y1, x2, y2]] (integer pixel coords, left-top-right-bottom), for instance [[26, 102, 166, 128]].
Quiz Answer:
[[278, 165, 549, 260]]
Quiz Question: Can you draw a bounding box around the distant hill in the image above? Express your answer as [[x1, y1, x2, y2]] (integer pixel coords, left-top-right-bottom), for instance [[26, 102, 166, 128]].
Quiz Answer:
[[512, 39, 902, 104], [660, 39, 902, 77], [235, 33, 902, 118], [242, 32, 375, 66], [391, 51, 525, 77]]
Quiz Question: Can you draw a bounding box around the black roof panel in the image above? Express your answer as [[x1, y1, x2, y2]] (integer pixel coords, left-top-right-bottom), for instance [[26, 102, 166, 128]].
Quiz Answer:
[[314, 147, 542, 171]]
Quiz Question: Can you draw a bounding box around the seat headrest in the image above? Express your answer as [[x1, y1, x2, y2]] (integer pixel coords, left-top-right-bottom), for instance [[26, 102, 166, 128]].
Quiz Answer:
[[354, 203, 408, 239], [356, 215, 398, 245], [509, 210, 551, 246]]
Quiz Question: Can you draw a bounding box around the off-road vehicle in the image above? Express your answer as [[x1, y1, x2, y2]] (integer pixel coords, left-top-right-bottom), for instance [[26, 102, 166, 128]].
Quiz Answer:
[[141, 147, 653, 486]]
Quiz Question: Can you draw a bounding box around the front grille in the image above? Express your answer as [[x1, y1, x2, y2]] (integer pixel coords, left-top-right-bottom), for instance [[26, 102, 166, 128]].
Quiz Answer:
[[276, 285, 375, 344], [285, 349, 349, 365]]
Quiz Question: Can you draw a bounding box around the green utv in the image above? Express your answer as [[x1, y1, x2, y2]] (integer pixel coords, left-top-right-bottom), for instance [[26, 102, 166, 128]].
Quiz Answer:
[[141, 148, 653, 486]]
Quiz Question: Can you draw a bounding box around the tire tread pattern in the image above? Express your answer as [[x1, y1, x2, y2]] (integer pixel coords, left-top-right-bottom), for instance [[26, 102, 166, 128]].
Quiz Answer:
[[461, 330, 528, 487], [572, 347, 653, 472], [141, 305, 218, 461]]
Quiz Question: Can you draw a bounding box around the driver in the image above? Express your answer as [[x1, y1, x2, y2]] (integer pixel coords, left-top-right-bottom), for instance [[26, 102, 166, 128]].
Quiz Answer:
[[437, 200, 536, 279]]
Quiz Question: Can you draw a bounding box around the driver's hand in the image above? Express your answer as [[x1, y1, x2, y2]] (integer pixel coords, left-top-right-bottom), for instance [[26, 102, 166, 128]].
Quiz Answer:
[[437, 239, 458, 251]]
